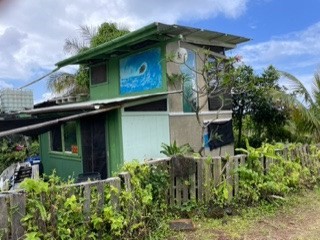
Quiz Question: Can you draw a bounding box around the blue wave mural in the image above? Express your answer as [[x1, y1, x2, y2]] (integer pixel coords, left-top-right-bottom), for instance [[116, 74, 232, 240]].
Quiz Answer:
[[120, 48, 162, 95]]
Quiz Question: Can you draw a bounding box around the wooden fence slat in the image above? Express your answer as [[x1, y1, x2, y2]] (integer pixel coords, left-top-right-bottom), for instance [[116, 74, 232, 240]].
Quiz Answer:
[[225, 159, 233, 201], [203, 158, 212, 202], [189, 172, 196, 200], [240, 154, 246, 166], [213, 157, 221, 187], [265, 157, 272, 173], [0, 194, 9, 240], [108, 177, 121, 211], [97, 182, 105, 211], [83, 184, 91, 220], [118, 172, 132, 192], [182, 179, 189, 202], [197, 159, 204, 202], [175, 177, 182, 206], [233, 156, 239, 196], [10, 192, 26, 240]]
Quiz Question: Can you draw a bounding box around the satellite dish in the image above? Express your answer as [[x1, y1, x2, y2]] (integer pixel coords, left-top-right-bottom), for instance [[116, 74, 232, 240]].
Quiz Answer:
[[174, 47, 188, 64]]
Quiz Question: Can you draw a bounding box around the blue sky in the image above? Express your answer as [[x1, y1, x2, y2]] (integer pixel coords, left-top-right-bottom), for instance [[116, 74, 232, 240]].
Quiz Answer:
[[0, 0, 319, 102]]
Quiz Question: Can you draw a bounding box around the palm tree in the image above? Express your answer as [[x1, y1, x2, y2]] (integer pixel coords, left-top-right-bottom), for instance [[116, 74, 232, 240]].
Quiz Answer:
[[48, 23, 129, 97], [276, 69, 320, 141]]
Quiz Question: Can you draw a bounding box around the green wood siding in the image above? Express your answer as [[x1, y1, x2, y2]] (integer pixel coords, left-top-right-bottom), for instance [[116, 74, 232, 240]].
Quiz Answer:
[[90, 59, 120, 100], [39, 132, 83, 180], [107, 109, 124, 176]]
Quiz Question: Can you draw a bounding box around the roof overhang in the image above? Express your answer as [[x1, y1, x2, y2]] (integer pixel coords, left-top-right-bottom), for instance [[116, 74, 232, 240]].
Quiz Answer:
[[55, 22, 250, 68], [0, 91, 181, 137], [21, 91, 178, 115], [0, 107, 119, 138]]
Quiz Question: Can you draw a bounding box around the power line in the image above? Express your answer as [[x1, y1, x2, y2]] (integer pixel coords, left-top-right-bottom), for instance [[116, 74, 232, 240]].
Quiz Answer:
[[19, 67, 60, 89]]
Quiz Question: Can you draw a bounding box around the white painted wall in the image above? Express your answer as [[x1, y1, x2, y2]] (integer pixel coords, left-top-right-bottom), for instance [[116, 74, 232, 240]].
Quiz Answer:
[[121, 112, 170, 162]]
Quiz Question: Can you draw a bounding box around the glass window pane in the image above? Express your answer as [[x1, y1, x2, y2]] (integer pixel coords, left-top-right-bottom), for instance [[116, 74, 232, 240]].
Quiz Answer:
[[64, 121, 78, 153], [180, 49, 197, 112], [91, 63, 107, 85], [51, 126, 62, 152]]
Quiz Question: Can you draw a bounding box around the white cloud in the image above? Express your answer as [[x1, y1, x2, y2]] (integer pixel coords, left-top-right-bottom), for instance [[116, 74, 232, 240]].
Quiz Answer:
[[0, 0, 249, 86], [236, 22, 320, 72]]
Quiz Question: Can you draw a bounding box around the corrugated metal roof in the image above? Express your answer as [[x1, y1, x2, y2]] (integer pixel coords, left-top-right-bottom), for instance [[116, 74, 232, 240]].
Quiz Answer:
[[22, 91, 180, 115], [56, 22, 250, 67]]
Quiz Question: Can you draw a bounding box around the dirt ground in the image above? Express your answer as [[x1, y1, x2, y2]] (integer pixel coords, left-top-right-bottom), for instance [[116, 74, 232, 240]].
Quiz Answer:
[[170, 189, 320, 240]]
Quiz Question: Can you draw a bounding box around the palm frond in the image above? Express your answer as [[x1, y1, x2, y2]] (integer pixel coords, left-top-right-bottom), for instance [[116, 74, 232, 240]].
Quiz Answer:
[[79, 25, 97, 42], [48, 72, 76, 95], [63, 37, 87, 55], [278, 70, 314, 106]]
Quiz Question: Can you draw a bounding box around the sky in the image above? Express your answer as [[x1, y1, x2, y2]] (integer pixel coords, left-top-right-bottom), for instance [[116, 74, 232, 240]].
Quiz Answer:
[[0, 0, 320, 103]]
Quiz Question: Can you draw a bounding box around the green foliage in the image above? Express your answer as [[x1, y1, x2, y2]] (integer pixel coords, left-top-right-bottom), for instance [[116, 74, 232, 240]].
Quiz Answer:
[[232, 65, 290, 148], [160, 140, 193, 157], [90, 22, 129, 48], [0, 138, 39, 174], [20, 162, 170, 240], [50, 22, 129, 96], [235, 142, 320, 205]]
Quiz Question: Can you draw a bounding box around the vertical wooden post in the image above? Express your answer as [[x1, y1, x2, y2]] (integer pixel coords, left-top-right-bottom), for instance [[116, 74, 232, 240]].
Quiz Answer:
[[118, 172, 132, 191], [0, 194, 9, 240], [233, 156, 239, 196], [203, 157, 212, 202], [108, 177, 121, 211], [83, 184, 91, 221], [196, 159, 204, 202], [189, 172, 196, 201], [10, 192, 26, 240], [213, 157, 221, 187], [225, 158, 233, 201]]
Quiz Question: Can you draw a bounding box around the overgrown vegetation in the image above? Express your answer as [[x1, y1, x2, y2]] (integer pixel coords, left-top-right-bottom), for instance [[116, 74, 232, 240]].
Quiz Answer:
[[16, 142, 320, 239], [20, 162, 170, 240], [0, 137, 39, 174]]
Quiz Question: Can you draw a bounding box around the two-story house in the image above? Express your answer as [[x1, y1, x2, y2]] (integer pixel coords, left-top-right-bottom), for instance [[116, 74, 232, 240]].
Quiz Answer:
[[1, 22, 249, 179]]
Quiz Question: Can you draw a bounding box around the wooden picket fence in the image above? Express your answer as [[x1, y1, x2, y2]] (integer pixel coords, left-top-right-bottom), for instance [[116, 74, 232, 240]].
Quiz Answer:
[[0, 144, 317, 239]]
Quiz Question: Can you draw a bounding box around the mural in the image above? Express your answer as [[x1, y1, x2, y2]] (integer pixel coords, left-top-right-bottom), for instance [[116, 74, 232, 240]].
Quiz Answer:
[[120, 48, 162, 95], [180, 49, 197, 112]]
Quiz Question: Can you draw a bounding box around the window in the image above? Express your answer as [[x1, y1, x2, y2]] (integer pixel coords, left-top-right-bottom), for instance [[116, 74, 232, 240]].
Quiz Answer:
[[51, 125, 62, 152], [180, 49, 198, 112], [124, 99, 167, 112], [50, 121, 78, 154], [91, 63, 107, 85], [206, 56, 232, 111]]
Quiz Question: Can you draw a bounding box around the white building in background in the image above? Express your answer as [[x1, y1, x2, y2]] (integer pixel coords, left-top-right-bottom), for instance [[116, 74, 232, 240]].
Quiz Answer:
[[0, 89, 34, 113]]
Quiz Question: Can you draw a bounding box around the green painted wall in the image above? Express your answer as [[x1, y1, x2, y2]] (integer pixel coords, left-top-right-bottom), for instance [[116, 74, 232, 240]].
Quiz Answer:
[[90, 43, 167, 101], [39, 132, 83, 180], [90, 59, 120, 100], [107, 109, 124, 176]]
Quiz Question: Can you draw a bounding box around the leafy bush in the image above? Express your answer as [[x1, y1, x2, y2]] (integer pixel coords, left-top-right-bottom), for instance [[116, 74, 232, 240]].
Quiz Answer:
[[160, 140, 193, 157], [20, 162, 170, 240]]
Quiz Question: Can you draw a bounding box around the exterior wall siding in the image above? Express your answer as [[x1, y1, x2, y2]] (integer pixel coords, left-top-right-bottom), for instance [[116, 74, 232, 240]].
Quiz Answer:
[[39, 132, 83, 179], [107, 109, 124, 175], [121, 111, 170, 162], [169, 111, 233, 155]]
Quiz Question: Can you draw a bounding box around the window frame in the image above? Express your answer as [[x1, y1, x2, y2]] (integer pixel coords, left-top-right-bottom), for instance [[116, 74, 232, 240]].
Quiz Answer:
[[49, 121, 80, 156], [90, 62, 108, 86], [180, 48, 198, 113]]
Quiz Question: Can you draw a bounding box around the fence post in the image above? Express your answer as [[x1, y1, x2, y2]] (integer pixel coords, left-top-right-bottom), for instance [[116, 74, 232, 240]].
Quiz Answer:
[[118, 172, 132, 192], [213, 157, 222, 187], [196, 158, 204, 202], [233, 156, 240, 196], [108, 177, 121, 211], [0, 194, 9, 240], [10, 191, 26, 240], [225, 158, 233, 201]]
